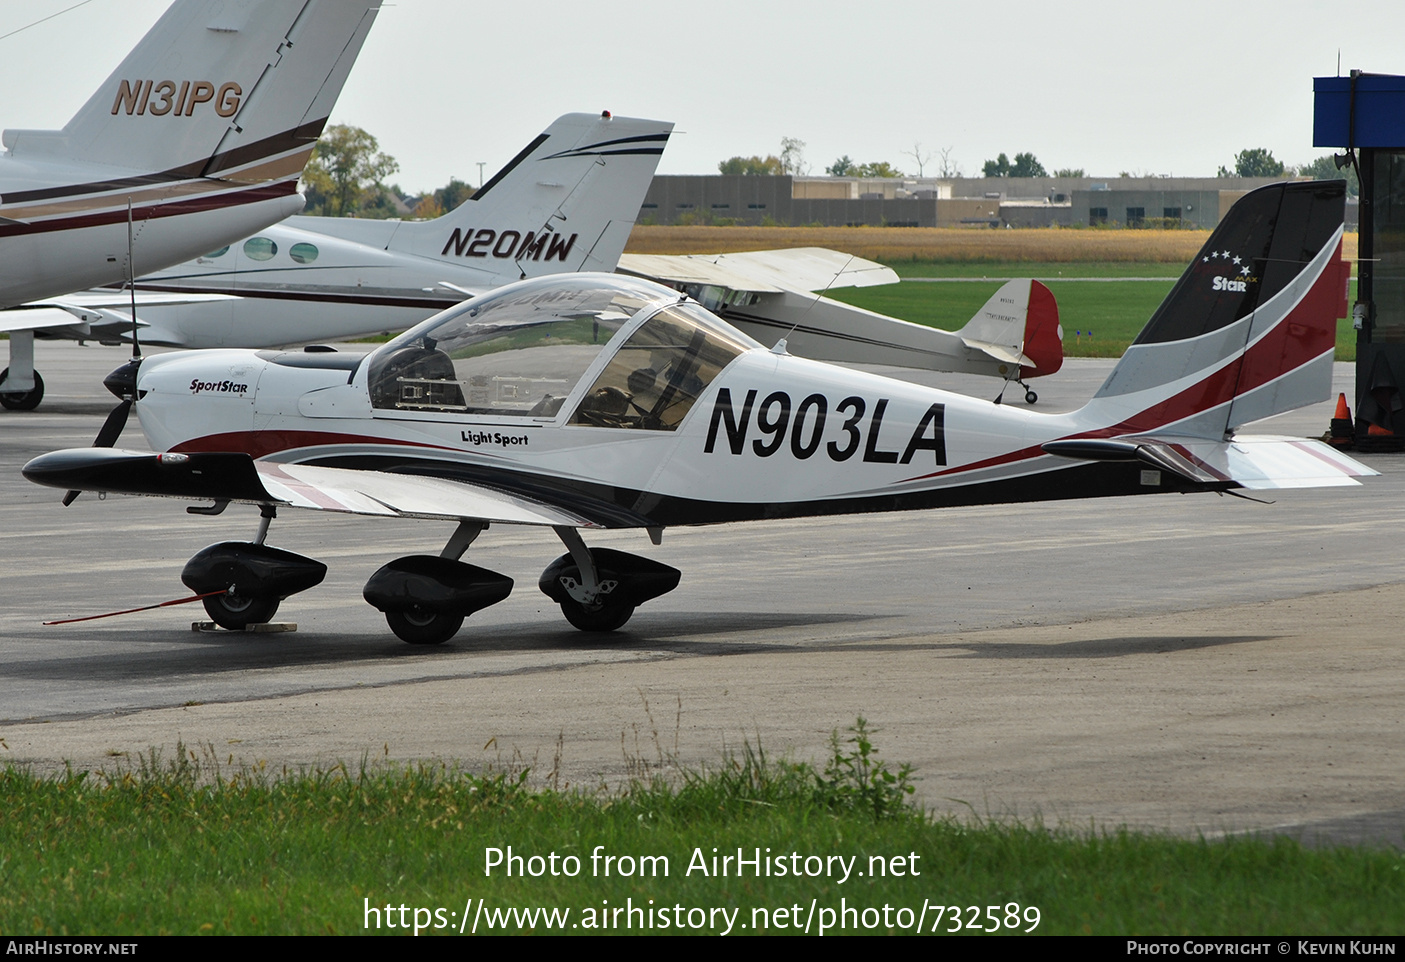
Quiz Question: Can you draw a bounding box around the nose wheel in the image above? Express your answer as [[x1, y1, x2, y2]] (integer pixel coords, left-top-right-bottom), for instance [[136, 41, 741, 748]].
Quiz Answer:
[[202, 589, 281, 630]]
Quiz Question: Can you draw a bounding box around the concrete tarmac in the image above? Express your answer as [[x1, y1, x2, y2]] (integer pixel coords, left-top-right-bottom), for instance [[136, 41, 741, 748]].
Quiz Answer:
[[2, 340, 1403, 846]]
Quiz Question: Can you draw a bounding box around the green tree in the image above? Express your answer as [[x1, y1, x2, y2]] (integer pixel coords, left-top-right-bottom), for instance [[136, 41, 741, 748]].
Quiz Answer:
[[780, 136, 807, 175], [301, 125, 400, 217], [718, 154, 785, 176], [983, 152, 1011, 177], [984, 151, 1047, 177], [853, 161, 904, 178], [1010, 152, 1047, 177], [411, 195, 444, 220], [1300, 154, 1360, 196], [1222, 148, 1285, 178], [826, 155, 855, 176], [434, 177, 476, 212], [1054, 167, 1086, 178]]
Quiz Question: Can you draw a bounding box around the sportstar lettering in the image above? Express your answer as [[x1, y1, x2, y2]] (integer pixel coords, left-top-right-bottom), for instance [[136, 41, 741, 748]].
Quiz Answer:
[[111, 79, 241, 117], [1212, 276, 1249, 293], [461, 431, 528, 448], [188, 379, 248, 395], [704, 389, 946, 466]]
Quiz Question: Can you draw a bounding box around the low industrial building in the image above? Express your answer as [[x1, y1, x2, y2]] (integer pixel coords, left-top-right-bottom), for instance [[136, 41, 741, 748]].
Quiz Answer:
[[638, 174, 1356, 230]]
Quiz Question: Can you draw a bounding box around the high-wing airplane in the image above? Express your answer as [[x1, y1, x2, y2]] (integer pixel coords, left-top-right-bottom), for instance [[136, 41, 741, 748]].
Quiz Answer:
[[617, 250, 1064, 404], [0, 0, 384, 409], [25, 181, 1371, 644]]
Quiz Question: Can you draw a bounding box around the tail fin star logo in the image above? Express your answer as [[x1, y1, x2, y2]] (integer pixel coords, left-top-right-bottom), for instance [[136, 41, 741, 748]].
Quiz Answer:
[[1203, 249, 1256, 292]]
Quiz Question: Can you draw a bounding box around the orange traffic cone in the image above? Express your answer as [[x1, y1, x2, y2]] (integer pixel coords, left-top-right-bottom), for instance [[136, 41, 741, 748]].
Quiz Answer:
[[1329, 393, 1354, 448]]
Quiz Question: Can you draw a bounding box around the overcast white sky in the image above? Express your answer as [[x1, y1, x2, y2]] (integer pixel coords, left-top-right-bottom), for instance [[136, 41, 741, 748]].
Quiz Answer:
[[2, 0, 1402, 192]]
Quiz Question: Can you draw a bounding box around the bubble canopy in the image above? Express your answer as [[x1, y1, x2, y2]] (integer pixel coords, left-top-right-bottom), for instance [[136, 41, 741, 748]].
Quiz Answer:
[[365, 273, 761, 430]]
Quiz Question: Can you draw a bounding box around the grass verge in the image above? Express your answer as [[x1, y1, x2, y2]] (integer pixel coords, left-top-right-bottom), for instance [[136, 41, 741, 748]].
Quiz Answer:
[[2, 721, 1400, 936]]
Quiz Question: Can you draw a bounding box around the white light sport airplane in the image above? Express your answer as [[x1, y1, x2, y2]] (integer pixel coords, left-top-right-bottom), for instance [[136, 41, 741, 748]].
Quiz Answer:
[[25, 181, 1369, 644], [0, 0, 384, 409], [3, 117, 1061, 410]]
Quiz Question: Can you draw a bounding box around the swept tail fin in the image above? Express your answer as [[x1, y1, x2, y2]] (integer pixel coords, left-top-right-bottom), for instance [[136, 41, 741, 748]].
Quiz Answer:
[[1083, 180, 1349, 439], [2, 0, 382, 184], [386, 112, 672, 278]]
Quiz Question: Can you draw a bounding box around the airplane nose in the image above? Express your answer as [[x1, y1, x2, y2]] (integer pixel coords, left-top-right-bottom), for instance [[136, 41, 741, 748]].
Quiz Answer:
[[102, 357, 142, 400]]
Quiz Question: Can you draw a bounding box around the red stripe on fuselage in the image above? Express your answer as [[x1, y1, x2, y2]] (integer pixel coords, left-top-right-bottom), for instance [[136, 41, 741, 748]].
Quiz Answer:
[[170, 430, 457, 459], [0, 180, 298, 238]]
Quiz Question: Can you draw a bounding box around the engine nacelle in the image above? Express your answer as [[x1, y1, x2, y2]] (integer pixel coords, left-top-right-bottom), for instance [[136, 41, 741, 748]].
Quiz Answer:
[[181, 542, 327, 599], [363, 556, 514, 616]]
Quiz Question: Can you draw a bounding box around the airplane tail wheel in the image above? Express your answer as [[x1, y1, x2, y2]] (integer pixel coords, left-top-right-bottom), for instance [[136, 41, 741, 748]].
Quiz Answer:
[[385, 606, 463, 645], [0, 369, 44, 411], [1024, 389, 1038, 404], [203, 590, 280, 630], [559, 598, 635, 633]]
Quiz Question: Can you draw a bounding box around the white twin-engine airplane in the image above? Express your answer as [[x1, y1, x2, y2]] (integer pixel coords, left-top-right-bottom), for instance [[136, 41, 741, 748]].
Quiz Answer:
[[0, 0, 384, 408], [25, 181, 1372, 644], [6, 112, 675, 368], [4, 111, 1062, 409]]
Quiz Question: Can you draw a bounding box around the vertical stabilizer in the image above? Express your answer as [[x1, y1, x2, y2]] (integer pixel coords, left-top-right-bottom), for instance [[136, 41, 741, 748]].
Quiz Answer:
[[954, 278, 1064, 377], [389, 113, 673, 279], [3, 0, 382, 183], [1085, 181, 1349, 438]]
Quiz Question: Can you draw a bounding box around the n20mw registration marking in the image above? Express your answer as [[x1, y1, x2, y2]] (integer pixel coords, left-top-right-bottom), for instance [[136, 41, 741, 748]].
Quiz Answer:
[[704, 389, 946, 465]]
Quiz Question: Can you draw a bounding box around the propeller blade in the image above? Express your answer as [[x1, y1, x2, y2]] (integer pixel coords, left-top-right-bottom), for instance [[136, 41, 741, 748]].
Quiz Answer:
[[63, 360, 139, 504], [93, 398, 132, 448]]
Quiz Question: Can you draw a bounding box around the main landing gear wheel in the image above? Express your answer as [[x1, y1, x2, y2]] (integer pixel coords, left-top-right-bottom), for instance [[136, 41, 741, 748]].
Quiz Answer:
[[385, 607, 464, 645], [203, 590, 280, 630], [1025, 389, 1038, 404], [0, 369, 43, 411], [558, 597, 636, 633]]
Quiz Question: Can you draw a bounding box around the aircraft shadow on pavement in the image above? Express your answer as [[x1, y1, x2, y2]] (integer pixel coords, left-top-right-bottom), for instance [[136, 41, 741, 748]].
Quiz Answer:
[[824, 634, 1277, 659], [2, 611, 886, 684]]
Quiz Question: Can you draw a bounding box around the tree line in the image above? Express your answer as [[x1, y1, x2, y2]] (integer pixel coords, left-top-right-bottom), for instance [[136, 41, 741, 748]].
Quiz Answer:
[[300, 127, 1362, 221]]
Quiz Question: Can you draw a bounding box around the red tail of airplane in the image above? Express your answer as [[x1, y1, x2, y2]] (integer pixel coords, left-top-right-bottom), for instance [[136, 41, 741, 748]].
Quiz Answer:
[[1019, 279, 1063, 379]]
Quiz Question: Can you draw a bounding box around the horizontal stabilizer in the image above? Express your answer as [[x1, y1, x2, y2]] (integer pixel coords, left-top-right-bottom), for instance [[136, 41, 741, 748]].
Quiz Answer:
[[1044, 435, 1375, 489]]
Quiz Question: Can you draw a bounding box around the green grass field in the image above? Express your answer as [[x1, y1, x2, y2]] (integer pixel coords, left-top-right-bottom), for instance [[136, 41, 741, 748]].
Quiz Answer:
[[828, 265, 1359, 361], [3, 726, 1401, 936]]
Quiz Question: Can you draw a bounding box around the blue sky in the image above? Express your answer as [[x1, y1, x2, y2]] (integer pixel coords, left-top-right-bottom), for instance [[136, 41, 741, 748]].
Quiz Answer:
[[3, 0, 1401, 192]]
